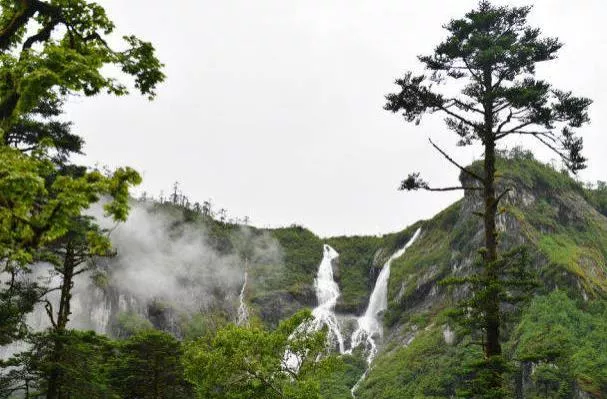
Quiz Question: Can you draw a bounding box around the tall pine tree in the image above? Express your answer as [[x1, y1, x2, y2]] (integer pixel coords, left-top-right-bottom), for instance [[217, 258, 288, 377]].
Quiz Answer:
[[385, 2, 591, 396]]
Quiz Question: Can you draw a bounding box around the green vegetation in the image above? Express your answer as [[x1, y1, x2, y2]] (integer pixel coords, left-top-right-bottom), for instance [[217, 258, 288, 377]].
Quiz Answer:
[[585, 181, 607, 217], [319, 354, 366, 398], [248, 225, 323, 327], [113, 311, 154, 338], [0, 329, 191, 398], [270, 226, 324, 296], [490, 151, 607, 297], [110, 330, 193, 398], [512, 291, 607, 397], [360, 323, 480, 398], [0, 0, 163, 397], [360, 293, 607, 398], [326, 235, 385, 313], [183, 310, 342, 399]]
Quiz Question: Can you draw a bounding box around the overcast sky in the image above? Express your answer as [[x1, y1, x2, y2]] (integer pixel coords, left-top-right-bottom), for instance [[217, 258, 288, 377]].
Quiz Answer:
[[67, 0, 607, 237]]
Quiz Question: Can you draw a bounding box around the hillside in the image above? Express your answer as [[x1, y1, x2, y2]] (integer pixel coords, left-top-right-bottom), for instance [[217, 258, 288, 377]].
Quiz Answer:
[[359, 150, 607, 398], [10, 151, 606, 398]]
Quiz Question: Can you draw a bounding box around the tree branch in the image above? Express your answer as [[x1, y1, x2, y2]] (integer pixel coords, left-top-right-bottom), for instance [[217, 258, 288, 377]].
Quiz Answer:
[[449, 98, 484, 115], [44, 299, 57, 329], [495, 121, 534, 138], [438, 105, 479, 129], [495, 188, 511, 205], [21, 15, 62, 51], [532, 134, 571, 163], [429, 138, 485, 183], [502, 130, 557, 143], [425, 186, 483, 192], [496, 110, 513, 134], [0, 0, 35, 51], [0, 0, 61, 51], [463, 57, 482, 82]]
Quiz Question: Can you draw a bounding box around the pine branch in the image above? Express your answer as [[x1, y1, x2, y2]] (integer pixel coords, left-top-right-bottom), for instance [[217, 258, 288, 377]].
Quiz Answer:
[[495, 188, 511, 205], [495, 121, 534, 138], [438, 104, 479, 129], [429, 138, 485, 183], [426, 186, 483, 192], [449, 98, 484, 114]]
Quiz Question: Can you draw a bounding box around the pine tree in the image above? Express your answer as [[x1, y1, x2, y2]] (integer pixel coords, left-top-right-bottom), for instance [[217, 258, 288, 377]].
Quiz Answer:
[[385, 1, 591, 396]]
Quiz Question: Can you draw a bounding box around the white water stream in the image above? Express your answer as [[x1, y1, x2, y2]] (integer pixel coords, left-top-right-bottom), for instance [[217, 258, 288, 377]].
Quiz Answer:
[[284, 244, 343, 373], [237, 260, 249, 326], [350, 228, 421, 396], [310, 244, 345, 353]]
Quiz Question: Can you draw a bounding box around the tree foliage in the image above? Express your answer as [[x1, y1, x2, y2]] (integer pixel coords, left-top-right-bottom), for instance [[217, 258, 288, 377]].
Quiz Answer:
[[109, 330, 193, 399], [0, 0, 163, 347], [183, 310, 340, 399], [385, 1, 591, 396]]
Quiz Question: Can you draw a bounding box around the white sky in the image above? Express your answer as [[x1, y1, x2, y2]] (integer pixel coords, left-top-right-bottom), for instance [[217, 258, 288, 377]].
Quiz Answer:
[[67, 0, 607, 237]]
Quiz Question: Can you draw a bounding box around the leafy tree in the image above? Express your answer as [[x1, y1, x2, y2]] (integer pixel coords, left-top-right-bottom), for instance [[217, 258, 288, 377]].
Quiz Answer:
[[441, 246, 537, 397], [183, 310, 340, 399], [0, 343, 42, 398], [0, 0, 164, 131], [0, 209, 140, 397], [109, 330, 193, 399], [385, 1, 591, 396], [0, 0, 163, 346], [3, 329, 194, 399]]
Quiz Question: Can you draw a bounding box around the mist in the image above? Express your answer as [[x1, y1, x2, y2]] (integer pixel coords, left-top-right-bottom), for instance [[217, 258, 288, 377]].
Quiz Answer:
[[0, 202, 286, 339], [69, 202, 285, 332]]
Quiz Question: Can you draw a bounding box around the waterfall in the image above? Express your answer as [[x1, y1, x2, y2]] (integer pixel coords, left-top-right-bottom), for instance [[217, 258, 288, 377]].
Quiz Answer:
[[310, 245, 345, 353], [237, 259, 249, 326], [350, 228, 421, 396], [284, 244, 344, 373]]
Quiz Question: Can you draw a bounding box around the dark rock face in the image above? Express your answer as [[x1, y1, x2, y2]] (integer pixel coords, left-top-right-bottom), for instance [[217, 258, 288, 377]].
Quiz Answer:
[[251, 289, 314, 328]]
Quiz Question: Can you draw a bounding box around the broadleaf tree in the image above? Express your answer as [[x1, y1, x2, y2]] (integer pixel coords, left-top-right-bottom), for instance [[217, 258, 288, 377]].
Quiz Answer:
[[183, 310, 341, 399], [0, 0, 164, 356], [384, 1, 591, 396]]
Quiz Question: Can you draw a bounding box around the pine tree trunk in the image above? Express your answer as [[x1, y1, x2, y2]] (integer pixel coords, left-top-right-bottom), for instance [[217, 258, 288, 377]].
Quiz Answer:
[[483, 137, 501, 355], [482, 68, 503, 395]]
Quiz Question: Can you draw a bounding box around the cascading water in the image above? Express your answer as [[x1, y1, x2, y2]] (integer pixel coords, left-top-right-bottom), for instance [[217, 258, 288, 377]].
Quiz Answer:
[[310, 245, 345, 353], [237, 259, 249, 326], [350, 228, 421, 396], [284, 244, 344, 372]]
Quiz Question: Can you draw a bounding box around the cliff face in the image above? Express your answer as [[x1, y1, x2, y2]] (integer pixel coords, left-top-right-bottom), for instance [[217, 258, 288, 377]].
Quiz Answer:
[[359, 153, 607, 398]]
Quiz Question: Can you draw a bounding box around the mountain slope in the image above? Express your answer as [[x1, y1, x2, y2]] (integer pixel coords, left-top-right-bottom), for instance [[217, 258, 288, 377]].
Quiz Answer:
[[358, 150, 607, 398]]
